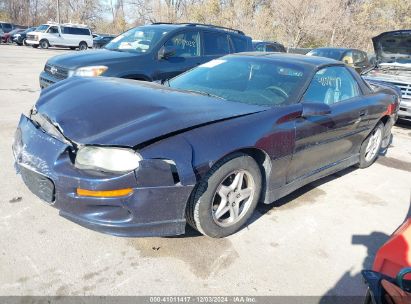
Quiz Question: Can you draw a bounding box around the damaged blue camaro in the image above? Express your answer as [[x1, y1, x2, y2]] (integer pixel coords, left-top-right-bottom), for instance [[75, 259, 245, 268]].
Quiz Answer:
[[13, 53, 399, 238]]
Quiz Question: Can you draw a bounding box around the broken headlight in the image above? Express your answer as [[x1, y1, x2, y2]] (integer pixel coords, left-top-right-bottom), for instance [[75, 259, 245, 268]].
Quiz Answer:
[[75, 146, 142, 173]]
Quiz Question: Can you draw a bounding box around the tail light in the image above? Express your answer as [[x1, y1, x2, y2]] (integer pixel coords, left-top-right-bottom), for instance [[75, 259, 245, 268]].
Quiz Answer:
[[385, 103, 396, 115]]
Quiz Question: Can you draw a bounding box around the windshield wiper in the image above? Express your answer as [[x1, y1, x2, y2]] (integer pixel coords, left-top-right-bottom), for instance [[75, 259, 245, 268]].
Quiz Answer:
[[185, 89, 226, 100]]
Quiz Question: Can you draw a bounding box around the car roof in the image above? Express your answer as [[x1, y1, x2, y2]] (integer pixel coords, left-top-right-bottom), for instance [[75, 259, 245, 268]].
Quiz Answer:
[[311, 47, 363, 52], [231, 52, 343, 69], [253, 40, 282, 45], [140, 23, 246, 36]]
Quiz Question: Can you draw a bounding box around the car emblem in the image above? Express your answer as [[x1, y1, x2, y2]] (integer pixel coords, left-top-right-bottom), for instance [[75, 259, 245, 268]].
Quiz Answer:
[[50, 66, 58, 75]]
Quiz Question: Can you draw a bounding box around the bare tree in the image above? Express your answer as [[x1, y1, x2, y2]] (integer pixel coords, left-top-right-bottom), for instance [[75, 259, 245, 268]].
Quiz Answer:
[[2, 0, 411, 50]]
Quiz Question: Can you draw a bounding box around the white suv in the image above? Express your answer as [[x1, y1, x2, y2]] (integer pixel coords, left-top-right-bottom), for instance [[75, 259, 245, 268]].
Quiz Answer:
[[26, 22, 93, 50]]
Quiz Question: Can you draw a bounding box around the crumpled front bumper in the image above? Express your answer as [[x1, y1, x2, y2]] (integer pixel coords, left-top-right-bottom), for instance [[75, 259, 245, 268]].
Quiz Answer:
[[12, 115, 194, 237]]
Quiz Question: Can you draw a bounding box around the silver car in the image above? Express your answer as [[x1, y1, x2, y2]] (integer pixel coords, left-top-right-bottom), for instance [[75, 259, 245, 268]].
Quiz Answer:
[[363, 30, 411, 119]]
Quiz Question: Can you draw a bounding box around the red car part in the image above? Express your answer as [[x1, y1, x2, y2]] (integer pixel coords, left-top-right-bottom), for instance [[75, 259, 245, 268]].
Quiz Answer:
[[373, 218, 411, 279]]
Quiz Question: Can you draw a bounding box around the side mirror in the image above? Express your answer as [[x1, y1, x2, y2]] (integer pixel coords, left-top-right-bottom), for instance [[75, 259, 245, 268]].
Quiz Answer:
[[302, 102, 331, 117], [158, 46, 176, 60]]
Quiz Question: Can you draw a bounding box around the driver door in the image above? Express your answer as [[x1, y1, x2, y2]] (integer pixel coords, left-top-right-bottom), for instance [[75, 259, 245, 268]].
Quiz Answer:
[[154, 30, 202, 81], [287, 66, 367, 183], [46, 26, 60, 45]]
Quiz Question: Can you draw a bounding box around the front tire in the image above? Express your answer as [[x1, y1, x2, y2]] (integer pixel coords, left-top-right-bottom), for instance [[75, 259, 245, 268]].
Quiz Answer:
[[186, 153, 262, 238], [357, 122, 384, 168], [39, 39, 49, 49], [79, 41, 88, 51]]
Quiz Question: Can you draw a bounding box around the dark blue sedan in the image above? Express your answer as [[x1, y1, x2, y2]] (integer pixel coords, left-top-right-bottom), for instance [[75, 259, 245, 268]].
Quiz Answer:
[[13, 53, 399, 238]]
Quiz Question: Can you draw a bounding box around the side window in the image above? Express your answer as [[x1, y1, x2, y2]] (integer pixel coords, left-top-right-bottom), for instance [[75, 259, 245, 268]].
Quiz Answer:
[[71, 28, 80, 35], [266, 44, 279, 52], [164, 31, 200, 57], [359, 51, 368, 63], [254, 44, 265, 52], [203, 31, 230, 55], [63, 27, 90, 35], [47, 26, 59, 34], [231, 36, 247, 52], [77, 28, 91, 35], [353, 51, 362, 64], [302, 66, 361, 105]]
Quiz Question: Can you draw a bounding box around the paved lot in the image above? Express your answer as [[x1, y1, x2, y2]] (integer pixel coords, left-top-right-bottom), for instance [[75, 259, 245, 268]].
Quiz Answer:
[[0, 45, 410, 299]]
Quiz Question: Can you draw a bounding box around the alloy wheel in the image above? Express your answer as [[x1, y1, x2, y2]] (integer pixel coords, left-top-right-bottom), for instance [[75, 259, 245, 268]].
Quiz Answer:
[[212, 170, 255, 227], [364, 127, 382, 162]]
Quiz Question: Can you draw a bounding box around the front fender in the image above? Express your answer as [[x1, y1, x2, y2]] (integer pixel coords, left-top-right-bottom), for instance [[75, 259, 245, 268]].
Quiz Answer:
[[139, 108, 298, 199], [139, 136, 196, 186]]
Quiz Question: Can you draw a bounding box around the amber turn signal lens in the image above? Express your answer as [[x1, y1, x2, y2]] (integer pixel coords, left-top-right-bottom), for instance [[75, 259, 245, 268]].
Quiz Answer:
[[76, 188, 133, 197]]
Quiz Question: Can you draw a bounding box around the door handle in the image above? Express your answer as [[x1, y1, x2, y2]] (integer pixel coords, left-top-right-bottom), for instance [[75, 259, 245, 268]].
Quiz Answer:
[[355, 110, 366, 124]]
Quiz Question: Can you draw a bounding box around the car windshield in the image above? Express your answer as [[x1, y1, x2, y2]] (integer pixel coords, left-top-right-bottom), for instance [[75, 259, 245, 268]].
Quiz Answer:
[[169, 57, 307, 106], [25, 27, 37, 33], [104, 27, 169, 53], [308, 49, 345, 60], [10, 29, 22, 34], [35, 24, 49, 33]]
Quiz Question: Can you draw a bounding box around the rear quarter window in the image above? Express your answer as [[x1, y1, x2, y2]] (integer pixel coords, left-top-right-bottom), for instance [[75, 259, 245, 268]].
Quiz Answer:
[[231, 36, 248, 52], [203, 31, 230, 55], [266, 44, 284, 52]]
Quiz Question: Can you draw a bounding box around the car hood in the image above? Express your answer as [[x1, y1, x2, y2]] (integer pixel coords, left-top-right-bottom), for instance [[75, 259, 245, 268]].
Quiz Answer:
[[373, 30, 411, 64], [46, 49, 144, 69], [35, 77, 267, 147]]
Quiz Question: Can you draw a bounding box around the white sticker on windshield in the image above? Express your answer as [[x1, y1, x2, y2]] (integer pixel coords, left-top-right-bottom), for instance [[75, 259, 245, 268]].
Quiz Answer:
[[200, 59, 226, 68], [119, 42, 133, 49]]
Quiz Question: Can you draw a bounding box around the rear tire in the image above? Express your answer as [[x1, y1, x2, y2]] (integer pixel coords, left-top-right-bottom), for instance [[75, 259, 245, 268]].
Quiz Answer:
[[186, 153, 262, 238], [39, 39, 49, 49], [357, 122, 384, 168], [79, 41, 87, 51]]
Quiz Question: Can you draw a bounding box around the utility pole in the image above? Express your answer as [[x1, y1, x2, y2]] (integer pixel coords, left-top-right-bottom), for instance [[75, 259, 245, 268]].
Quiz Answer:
[[57, 0, 60, 23]]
